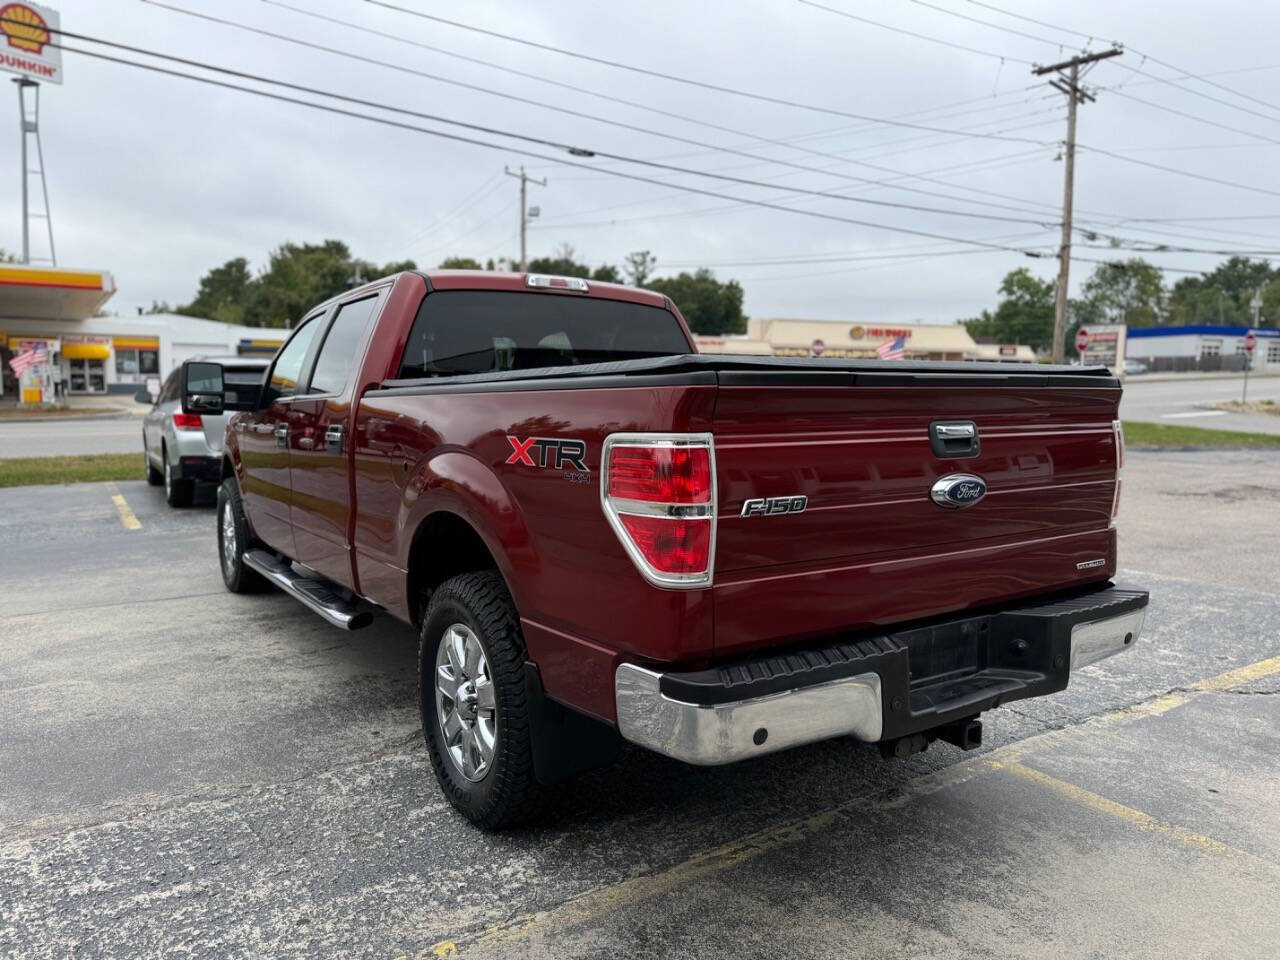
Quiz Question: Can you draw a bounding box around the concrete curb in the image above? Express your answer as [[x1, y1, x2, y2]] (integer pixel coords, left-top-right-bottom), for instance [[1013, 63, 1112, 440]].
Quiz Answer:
[[0, 411, 140, 424]]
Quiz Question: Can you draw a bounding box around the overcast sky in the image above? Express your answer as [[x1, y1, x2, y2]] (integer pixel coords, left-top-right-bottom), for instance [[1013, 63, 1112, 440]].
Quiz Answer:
[[6, 0, 1280, 323]]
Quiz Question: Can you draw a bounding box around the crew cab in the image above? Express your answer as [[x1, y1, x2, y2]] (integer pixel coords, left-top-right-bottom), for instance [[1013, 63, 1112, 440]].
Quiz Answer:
[[181, 270, 1149, 829]]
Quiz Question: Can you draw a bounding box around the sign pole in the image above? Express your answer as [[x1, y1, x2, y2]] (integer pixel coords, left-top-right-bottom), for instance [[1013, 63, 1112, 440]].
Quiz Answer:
[[15, 79, 28, 263], [1243, 328, 1258, 404]]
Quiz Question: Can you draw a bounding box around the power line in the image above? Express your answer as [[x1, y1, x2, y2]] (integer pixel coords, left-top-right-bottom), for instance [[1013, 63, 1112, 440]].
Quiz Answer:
[[50, 41, 1053, 257], [903, 0, 1070, 49], [41, 21, 1064, 229], [261, 0, 1043, 166], [1107, 89, 1280, 145], [795, 0, 1036, 64], [364, 0, 1048, 141], [144, 1, 1065, 223], [960, 0, 1280, 117], [1079, 144, 1280, 200]]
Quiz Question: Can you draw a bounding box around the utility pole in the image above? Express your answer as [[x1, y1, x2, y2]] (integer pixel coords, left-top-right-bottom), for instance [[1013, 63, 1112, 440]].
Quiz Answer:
[[1034, 47, 1123, 363], [504, 165, 546, 273]]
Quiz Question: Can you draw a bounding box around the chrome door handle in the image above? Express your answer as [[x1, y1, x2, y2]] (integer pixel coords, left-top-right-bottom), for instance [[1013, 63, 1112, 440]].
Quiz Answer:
[[275, 423, 288, 448], [325, 423, 344, 454]]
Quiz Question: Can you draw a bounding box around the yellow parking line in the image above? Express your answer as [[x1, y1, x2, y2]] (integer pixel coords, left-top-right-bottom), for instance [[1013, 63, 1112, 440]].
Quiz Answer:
[[1003, 760, 1275, 871], [1195, 655, 1280, 692], [422, 651, 1280, 957], [106, 482, 142, 531]]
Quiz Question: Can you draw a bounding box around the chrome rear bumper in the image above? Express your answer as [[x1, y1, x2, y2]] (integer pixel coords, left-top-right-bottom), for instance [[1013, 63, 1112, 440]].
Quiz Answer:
[[615, 663, 882, 766], [614, 585, 1148, 766]]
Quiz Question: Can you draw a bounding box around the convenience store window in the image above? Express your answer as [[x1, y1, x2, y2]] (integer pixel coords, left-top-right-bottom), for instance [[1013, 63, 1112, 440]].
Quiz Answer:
[[114, 348, 159, 376]]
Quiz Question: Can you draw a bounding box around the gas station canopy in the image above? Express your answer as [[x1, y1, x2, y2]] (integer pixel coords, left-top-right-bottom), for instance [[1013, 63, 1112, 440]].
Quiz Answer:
[[0, 263, 116, 320]]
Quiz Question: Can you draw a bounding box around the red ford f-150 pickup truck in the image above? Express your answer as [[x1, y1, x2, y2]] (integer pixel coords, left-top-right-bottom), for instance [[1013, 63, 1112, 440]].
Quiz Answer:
[[181, 270, 1149, 829]]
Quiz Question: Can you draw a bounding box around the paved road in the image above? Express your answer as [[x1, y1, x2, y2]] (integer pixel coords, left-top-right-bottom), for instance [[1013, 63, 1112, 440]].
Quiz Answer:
[[0, 453, 1277, 958], [1120, 374, 1280, 434], [0, 415, 144, 458]]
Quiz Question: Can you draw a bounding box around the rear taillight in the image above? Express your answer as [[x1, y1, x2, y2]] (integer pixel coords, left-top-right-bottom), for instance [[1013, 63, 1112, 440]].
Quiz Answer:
[[172, 412, 204, 430], [601, 433, 716, 587], [1111, 420, 1124, 525]]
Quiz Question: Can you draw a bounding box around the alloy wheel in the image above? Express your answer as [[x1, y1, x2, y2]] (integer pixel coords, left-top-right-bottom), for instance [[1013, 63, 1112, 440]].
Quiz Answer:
[[434, 623, 497, 782]]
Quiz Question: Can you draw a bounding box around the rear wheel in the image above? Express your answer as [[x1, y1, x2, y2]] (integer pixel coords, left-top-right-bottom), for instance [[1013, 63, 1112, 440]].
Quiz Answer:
[[216, 477, 269, 594], [420, 571, 542, 830], [163, 448, 193, 508]]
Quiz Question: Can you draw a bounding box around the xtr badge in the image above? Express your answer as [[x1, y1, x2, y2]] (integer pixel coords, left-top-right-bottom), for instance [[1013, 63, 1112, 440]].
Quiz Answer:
[[505, 435, 589, 472], [741, 495, 808, 518]]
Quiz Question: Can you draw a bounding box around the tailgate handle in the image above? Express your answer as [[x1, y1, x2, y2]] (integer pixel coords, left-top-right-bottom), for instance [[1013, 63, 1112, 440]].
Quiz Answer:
[[930, 420, 980, 459]]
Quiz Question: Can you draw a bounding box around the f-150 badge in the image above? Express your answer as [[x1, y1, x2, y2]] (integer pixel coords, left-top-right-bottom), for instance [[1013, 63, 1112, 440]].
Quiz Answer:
[[930, 473, 987, 509], [741, 495, 808, 517], [506, 435, 589, 472]]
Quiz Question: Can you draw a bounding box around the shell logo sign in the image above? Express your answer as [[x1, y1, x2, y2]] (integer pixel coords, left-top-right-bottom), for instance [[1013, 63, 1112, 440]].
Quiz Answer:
[[0, 4, 49, 53], [0, 1, 61, 83]]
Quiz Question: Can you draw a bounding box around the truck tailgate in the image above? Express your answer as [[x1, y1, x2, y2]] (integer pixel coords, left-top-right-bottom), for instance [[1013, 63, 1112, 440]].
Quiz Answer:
[[712, 371, 1121, 654]]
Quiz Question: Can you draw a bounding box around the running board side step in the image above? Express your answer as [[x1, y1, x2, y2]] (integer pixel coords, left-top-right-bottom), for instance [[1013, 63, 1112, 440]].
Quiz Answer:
[[243, 549, 375, 630]]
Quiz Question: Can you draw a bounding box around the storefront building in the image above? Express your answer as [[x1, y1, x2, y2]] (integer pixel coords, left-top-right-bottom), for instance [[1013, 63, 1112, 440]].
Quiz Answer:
[[1125, 325, 1280, 373], [1, 263, 285, 405], [694, 316, 1035, 363]]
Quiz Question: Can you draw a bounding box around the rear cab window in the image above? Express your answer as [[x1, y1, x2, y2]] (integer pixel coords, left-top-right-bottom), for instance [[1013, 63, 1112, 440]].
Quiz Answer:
[[396, 290, 691, 379]]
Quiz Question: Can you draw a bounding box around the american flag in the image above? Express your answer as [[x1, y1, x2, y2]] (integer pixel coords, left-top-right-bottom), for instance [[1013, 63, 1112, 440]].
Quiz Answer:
[[875, 335, 906, 361], [8, 348, 48, 377]]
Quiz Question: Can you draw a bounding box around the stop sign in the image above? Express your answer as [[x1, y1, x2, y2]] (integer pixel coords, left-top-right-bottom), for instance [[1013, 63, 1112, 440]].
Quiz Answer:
[[811, 338, 825, 357], [1075, 328, 1090, 352], [1244, 330, 1257, 354]]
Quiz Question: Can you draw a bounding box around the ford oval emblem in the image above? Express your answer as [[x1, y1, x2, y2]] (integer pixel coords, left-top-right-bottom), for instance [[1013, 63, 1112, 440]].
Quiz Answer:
[[930, 473, 987, 509]]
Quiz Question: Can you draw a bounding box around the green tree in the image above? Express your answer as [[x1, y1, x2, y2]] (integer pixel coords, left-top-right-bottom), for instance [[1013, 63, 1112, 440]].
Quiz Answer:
[[623, 250, 657, 286], [177, 242, 418, 328], [1257, 275, 1280, 328], [647, 268, 746, 335], [178, 257, 253, 325], [963, 267, 1056, 353], [1201, 256, 1276, 304], [590, 264, 621, 283], [1077, 258, 1165, 328], [439, 257, 483, 270], [1167, 276, 1239, 326]]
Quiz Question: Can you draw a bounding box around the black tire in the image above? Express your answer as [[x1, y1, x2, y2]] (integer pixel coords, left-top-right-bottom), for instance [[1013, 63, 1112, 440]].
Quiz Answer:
[[420, 571, 543, 830], [145, 448, 163, 486], [163, 446, 193, 508], [216, 477, 269, 594]]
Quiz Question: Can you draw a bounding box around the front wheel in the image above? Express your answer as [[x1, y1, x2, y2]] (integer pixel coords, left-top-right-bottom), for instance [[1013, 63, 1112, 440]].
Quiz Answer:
[[420, 571, 543, 830], [216, 477, 269, 594]]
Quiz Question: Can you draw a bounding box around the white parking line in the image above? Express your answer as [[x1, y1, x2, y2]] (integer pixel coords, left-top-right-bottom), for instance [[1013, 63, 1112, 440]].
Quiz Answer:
[[1159, 410, 1229, 419]]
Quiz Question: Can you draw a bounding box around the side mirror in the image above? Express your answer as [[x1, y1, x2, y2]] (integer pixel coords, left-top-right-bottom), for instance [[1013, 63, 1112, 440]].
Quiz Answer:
[[182, 360, 225, 415], [133, 386, 153, 404]]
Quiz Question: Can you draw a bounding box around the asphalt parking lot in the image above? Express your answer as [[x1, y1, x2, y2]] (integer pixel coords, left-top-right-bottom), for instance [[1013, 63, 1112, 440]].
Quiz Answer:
[[1, 450, 1278, 959]]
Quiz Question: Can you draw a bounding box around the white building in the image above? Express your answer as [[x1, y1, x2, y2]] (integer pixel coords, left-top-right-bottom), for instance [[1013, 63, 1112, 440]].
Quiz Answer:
[[1125, 325, 1280, 373], [0, 263, 284, 403]]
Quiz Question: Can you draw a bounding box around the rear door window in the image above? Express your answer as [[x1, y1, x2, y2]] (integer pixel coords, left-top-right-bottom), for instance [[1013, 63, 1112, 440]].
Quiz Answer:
[[309, 294, 381, 396], [396, 290, 690, 379]]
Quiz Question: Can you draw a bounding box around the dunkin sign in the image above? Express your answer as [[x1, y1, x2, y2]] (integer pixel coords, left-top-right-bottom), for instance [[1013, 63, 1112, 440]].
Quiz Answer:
[[0, 2, 62, 84]]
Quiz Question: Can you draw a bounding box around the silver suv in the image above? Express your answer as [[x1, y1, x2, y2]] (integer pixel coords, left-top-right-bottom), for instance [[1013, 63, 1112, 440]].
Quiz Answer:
[[141, 356, 270, 506]]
